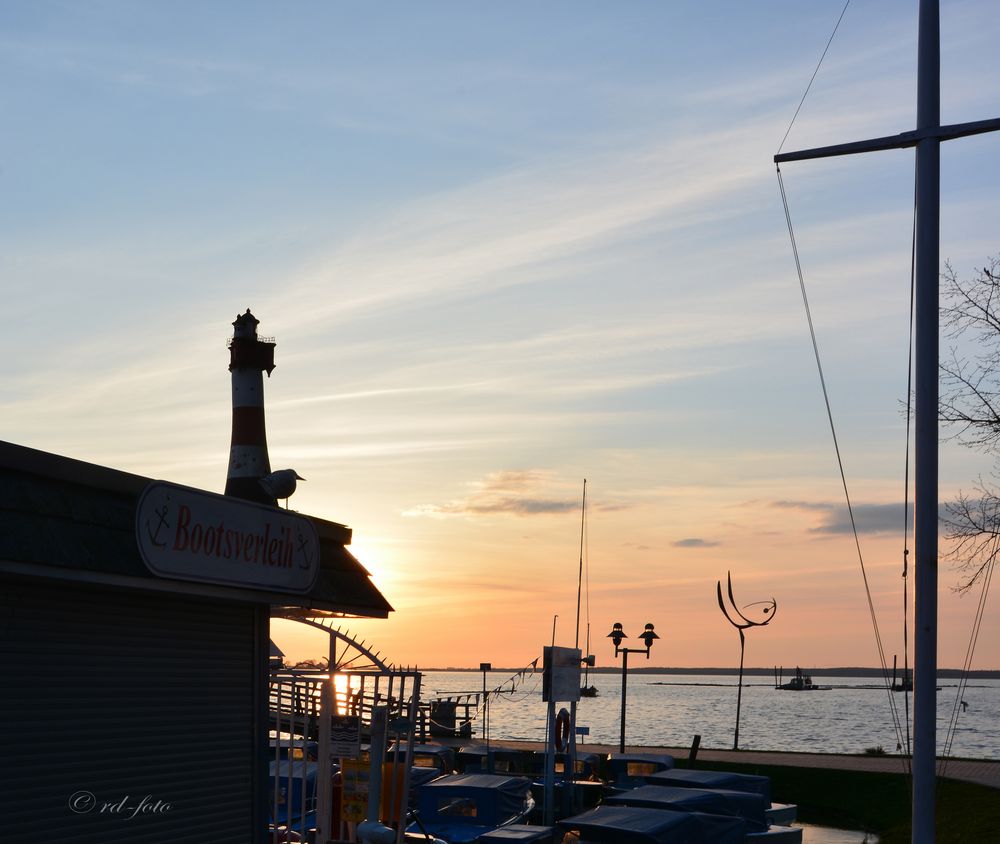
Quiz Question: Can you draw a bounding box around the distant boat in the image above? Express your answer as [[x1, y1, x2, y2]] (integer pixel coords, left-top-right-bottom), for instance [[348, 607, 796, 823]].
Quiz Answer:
[[776, 666, 831, 691], [891, 654, 913, 692]]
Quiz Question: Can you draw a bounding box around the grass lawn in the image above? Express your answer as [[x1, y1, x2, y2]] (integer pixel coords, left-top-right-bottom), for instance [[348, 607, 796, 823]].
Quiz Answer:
[[678, 759, 999, 842]]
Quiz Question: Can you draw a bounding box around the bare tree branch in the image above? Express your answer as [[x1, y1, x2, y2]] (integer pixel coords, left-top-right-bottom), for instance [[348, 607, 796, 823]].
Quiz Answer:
[[940, 256, 1000, 592]]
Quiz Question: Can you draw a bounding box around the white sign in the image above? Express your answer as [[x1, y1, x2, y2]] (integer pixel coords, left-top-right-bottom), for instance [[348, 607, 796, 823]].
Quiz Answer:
[[542, 646, 582, 702], [329, 714, 362, 759], [136, 481, 320, 593]]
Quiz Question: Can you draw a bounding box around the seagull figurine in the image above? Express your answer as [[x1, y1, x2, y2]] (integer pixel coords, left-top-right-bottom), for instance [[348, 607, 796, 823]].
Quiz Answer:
[[259, 469, 305, 508]]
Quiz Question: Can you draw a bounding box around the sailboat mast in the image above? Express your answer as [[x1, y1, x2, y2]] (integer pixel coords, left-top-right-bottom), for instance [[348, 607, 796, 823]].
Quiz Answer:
[[912, 2, 940, 839], [775, 4, 1000, 840], [575, 478, 587, 650]]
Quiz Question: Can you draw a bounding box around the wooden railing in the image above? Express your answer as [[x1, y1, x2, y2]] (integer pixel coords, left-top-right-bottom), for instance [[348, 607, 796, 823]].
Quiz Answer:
[[268, 672, 479, 742]]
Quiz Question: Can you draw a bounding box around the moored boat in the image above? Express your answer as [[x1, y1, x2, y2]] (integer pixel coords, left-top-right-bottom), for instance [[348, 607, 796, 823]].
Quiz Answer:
[[777, 667, 831, 691], [605, 784, 801, 842], [558, 804, 746, 843], [476, 823, 560, 842], [605, 752, 675, 792], [643, 768, 797, 826], [407, 773, 535, 843], [268, 758, 317, 834]]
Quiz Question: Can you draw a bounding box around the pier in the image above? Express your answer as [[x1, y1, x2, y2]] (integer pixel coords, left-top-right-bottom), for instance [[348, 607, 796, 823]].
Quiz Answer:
[[270, 673, 479, 742], [446, 738, 1000, 791]]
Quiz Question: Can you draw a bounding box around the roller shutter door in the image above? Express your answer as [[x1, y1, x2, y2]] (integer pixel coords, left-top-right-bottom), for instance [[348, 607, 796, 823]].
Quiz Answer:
[[0, 578, 262, 843]]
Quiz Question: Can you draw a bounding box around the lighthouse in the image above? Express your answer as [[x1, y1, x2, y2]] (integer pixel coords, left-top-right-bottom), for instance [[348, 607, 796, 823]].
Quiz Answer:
[[225, 309, 278, 506]]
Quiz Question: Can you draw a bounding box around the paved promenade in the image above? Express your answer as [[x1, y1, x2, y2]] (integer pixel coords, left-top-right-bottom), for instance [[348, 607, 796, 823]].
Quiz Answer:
[[466, 739, 1000, 790]]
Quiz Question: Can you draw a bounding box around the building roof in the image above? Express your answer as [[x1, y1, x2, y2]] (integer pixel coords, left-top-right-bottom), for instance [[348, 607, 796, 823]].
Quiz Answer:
[[0, 440, 392, 617]]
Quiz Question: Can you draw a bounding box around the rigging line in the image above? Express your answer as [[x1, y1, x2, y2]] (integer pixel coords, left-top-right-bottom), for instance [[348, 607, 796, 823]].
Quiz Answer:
[[776, 165, 908, 760], [899, 164, 919, 767], [443, 657, 543, 715], [585, 490, 591, 636], [776, 0, 852, 156], [940, 539, 996, 772], [492, 675, 544, 704], [482, 656, 544, 701]]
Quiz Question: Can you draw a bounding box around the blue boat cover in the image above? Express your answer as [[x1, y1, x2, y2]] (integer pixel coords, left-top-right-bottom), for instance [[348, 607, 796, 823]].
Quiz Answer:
[[417, 773, 532, 828], [604, 784, 768, 832], [530, 750, 605, 779], [559, 805, 745, 843], [457, 746, 537, 775], [607, 753, 675, 770], [477, 823, 559, 841], [268, 760, 317, 827], [388, 742, 456, 771], [645, 768, 772, 803], [410, 766, 443, 790], [606, 753, 675, 789]]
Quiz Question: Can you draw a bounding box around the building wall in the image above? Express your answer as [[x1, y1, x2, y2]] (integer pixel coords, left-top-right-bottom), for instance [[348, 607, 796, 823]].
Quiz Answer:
[[0, 577, 266, 843]]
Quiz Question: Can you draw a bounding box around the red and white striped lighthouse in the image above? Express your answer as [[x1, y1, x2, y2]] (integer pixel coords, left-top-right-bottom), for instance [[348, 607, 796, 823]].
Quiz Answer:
[[225, 309, 278, 506]]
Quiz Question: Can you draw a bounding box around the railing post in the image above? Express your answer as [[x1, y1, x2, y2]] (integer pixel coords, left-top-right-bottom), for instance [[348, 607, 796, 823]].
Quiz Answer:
[[315, 680, 333, 842]]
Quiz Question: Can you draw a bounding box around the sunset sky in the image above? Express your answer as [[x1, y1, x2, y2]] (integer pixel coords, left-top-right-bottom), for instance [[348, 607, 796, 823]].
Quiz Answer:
[[4, 1, 999, 669]]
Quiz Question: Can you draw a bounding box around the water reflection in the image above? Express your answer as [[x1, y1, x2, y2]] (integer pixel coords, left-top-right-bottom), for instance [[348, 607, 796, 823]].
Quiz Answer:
[[423, 671, 1000, 758]]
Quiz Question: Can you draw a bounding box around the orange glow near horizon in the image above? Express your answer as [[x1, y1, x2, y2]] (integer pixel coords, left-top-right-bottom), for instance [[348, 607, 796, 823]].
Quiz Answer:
[[271, 502, 1000, 672]]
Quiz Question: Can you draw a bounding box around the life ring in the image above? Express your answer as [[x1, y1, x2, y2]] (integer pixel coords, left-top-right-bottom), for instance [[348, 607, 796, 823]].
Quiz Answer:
[[553, 707, 571, 752]]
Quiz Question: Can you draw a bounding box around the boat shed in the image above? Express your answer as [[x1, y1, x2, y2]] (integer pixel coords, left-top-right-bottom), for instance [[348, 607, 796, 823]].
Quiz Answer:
[[0, 439, 392, 843]]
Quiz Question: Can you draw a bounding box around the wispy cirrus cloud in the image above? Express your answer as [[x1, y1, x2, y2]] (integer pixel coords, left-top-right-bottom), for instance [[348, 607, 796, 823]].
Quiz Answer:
[[404, 470, 627, 519]]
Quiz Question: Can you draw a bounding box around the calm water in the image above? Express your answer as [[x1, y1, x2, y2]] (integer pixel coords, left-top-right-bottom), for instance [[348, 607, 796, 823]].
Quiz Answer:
[[420, 671, 1000, 760]]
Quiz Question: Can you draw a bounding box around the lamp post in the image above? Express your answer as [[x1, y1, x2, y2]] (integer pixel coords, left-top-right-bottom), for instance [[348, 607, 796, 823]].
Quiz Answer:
[[607, 621, 658, 753], [480, 662, 491, 743]]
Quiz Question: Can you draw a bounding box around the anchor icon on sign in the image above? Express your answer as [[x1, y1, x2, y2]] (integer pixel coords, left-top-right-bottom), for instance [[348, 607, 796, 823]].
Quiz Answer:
[[295, 528, 313, 569], [146, 499, 171, 548]]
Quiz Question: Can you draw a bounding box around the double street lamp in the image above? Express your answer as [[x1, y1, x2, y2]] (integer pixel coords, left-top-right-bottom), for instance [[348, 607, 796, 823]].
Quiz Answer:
[[607, 621, 658, 753]]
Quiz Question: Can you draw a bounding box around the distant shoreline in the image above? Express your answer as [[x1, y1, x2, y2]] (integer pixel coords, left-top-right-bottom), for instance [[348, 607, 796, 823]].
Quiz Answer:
[[420, 665, 1000, 679]]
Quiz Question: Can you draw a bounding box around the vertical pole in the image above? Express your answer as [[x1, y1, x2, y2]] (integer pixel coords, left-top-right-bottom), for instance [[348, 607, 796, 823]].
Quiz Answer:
[[575, 479, 587, 650], [568, 700, 578, 814], [543, 698, 556, 825], [733, 630, 746, 751], [367, 707, 387, 824], [913, 2, 940, 842], [618, 649, 629, 754], [253, 607, 270, 844], [482, 669, 487, 740], [316, 680, 333, 842]]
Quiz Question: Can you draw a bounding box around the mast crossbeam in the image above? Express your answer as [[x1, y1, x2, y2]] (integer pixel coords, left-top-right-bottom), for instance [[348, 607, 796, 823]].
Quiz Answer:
[[775, 116, 1000, 164]]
